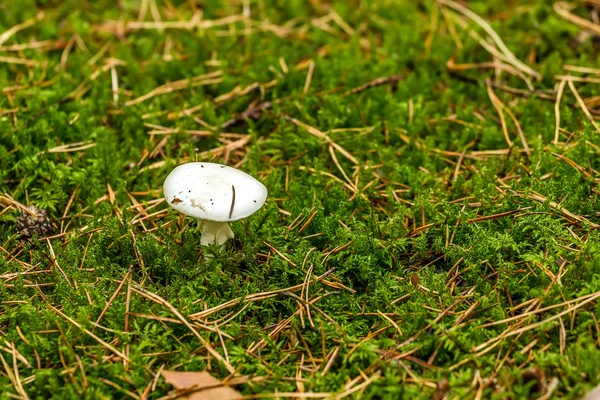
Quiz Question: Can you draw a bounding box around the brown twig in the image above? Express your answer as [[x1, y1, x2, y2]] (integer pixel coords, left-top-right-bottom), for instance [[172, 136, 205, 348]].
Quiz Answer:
[[48, 305, 130, 362], [554, 1, 600, 35], [341, 75, 402, 97], [131, 285, 235, 374], [92, 267, 133, 332], [439, 0, 539, 79]]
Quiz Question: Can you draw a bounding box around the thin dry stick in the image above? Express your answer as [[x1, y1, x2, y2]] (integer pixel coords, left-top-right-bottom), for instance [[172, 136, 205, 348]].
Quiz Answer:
[[328, 145, 356, 192], [554, 79, 567, 145], [554, 1, 600, 35], [499, 290, 600, 339], [189, 268, 336, 320], [486, 79, 530, 156], [298, 166, 356, 193], [0, 193, 36, 216], [303, 61, 315, 94], [466, 208, 532, 223], [441, 6, 464, 49], [214, 323, 230, 363], [11, 346, 29, 399], [556, 75, 600, 84], [452, 149, 467, 183], [60, 185, 79, 233], [503, 106, 531, 157], [298, 211, 318, 234], [248, 294, 333, 353], [46, 239, 74, 287], [567, 79, 600, 134], [284, 116, 358, 165], [49, 305, 130, 362], [0, 56, 40, 66], [125, 71, 223, 106], [47, 141, 96, 154], [300, 249, 316, 329], [552, 153, 593, 179], [480, 291, 599, 327], [486, 80, 512, 147], [341, 75, 401, 96], [0, 39, 57, 52], [0, 352, 30, 400], [512, 190, 600, 228], [377, 310, 403, 337], [322, 346, 340, 375], [262, 241, 297, 267], [0, 12, 44, 47], [425, 2, 440, 55], [563, 65, 600, 74], [122, 13, 246, 32], [131, 286, 235, 374], [446, 31, 534, 89], [333, 371, 382, 399], [438, 0, 539, 79], [123, 279, 131, 368], [93, 267, 132, 331], [303, 264, 316, 329]]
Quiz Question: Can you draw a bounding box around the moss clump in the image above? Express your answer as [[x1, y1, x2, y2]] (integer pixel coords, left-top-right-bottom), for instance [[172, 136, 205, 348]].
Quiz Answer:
[[1, 0, 600, 398]]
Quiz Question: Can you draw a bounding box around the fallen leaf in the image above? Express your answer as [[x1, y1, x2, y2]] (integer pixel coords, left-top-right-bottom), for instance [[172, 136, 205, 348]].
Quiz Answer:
[[583, 384, 600, 400], [162, 370, 241, 400]]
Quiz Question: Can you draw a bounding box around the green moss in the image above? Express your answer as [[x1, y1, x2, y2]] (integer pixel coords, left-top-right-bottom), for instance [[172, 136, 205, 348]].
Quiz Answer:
[[1, 0, 600, 398]]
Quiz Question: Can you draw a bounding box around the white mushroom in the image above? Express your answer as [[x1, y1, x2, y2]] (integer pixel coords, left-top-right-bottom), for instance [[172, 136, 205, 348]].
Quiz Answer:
[[163, 162, 267, 246]]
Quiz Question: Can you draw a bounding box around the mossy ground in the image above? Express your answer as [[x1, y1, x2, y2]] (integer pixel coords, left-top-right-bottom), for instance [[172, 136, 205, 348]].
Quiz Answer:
[[1, 0, 600, 399]]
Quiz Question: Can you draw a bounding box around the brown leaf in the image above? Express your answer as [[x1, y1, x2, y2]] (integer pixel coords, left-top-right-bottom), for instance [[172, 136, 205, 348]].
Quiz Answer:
[[162, 370, 241, 400], [582, 384, 600, 400]]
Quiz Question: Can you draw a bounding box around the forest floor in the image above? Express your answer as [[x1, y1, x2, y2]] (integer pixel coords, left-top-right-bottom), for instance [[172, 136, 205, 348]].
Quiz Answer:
[[1, 0, 600, 399]]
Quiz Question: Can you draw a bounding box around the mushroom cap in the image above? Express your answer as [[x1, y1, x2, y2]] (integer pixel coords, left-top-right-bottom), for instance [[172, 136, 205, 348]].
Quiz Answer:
[[163, 162, 267, 222]]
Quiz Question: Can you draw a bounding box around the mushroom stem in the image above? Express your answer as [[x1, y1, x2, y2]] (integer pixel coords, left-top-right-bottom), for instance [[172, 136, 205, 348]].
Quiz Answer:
[[198, 220, 234, 246]]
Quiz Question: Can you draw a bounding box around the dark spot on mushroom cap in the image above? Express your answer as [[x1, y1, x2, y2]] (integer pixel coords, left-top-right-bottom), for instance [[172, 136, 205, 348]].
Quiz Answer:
[[253, 200, 257, 203], [201, 165, 204, 168], [171, 197, 183, 204], [220, 166, 225, 168]]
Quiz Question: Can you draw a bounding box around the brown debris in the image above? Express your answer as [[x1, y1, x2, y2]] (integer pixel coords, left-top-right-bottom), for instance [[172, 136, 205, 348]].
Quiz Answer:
[[554, 1, 600, 36], [521, 367, 546, 394], [220, 100, 275, 129], [15, 205, 53, 241], [161, 370, 241, 400], [342, 75, 402, 96]]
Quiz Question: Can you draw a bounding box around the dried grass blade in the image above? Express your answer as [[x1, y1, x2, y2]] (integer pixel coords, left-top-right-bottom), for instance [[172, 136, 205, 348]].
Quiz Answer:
[[131, 286, 235, 374], [439, 0, 539, 79], [48, 305, 130, 362]]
